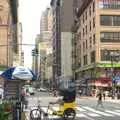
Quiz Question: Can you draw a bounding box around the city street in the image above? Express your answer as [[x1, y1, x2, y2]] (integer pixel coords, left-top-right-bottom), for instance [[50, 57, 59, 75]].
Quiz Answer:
[[25, 91, 120, 120]]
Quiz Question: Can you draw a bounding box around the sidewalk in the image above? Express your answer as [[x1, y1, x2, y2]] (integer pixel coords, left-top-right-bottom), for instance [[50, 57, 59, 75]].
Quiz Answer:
[[78, 95, 120, 104]]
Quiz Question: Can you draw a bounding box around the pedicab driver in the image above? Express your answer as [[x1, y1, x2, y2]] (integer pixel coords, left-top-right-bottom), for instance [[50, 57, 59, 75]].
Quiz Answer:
[[49, 78, 76, 105]]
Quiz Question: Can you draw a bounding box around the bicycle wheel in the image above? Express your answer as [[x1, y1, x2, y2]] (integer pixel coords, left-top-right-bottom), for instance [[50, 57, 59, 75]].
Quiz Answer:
[[30, 109, 41, 120], [63, 108, 76, 120]]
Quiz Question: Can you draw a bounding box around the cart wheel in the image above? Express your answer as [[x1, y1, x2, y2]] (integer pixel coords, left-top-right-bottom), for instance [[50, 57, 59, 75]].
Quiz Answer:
[[63, 108, 76, 120], [30, 109, 41, 120]]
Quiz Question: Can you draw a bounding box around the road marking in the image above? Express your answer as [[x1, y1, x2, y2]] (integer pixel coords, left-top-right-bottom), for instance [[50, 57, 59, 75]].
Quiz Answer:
[[88, 113, 100, 117], [105, 110, 120, 116], [82, 106, 114, 116], [115, 110, 120, 112], [76, 107, 86, 111]]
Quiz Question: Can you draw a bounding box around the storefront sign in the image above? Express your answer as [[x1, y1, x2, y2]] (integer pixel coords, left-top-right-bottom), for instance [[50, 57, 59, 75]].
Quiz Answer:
[[92, 78, 112, 87]]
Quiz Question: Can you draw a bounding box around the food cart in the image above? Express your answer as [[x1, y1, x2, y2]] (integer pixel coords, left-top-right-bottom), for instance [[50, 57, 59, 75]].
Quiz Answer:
[[1, 66, 36, 120]]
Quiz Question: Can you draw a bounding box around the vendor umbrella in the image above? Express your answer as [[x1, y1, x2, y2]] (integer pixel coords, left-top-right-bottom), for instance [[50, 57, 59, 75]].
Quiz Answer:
[[0, 66, 36, 80]]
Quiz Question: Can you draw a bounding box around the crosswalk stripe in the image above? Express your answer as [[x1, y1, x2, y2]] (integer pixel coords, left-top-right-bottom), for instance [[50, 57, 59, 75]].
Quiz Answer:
[[76, 113, 87, 117], [76, 106, 86, 111], [105, 110, 120, 116], [114, 110, 120, 113], [88, 113, 100, 117], [82, 106, 114, 116]]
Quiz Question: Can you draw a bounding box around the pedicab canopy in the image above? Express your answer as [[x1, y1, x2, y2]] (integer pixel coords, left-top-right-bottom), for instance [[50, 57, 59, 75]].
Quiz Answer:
[[59, 76, 76, 102], [0, 66, 36, 81]]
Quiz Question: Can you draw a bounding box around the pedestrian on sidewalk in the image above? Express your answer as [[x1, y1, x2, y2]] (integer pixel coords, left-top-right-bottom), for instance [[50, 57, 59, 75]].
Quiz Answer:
[[96, 90, 104, 109]]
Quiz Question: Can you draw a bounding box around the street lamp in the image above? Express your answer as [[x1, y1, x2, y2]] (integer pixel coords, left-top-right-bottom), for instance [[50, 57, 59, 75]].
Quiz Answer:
[[104, 50, 120, 99]]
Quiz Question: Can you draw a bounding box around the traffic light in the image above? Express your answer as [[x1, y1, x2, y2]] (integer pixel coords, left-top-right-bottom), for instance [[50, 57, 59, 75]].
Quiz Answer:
[[32, 49, 35, 56], [32, 49, 38, 56]]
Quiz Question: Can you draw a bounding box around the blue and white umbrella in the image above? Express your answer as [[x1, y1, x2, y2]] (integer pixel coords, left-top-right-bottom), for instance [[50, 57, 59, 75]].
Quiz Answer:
[[1, 66, 36, 80]]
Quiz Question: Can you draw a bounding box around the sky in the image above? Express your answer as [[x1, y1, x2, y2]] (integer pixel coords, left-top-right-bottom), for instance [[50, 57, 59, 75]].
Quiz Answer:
[[19, 0, 51, 68]]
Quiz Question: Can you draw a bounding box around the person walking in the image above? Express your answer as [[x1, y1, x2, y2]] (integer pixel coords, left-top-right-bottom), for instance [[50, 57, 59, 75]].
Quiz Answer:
[[103, 92, 105, 101], [96, 90, 104, 109]]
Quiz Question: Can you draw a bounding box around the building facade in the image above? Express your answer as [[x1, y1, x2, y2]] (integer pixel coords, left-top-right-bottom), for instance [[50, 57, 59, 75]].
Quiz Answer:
[[0, 0, 18, 70], [73, 0, 120, 95], [40, 7, 53, 41], [51, 0, 74, 89]]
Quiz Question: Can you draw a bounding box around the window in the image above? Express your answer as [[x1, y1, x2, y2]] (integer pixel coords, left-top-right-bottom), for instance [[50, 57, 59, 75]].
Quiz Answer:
[[89, 6, 91, 16], [93, 34, 95, 44], [100, 32, 120, 42], [101, 50, 120, 61], [90, 37, 92, 48], [89, 21, 91, 31], [85, 11, 87, 20], [83, 55, 88, 65], [83, 42, 85, 52], [93, 17, 95, 28], [83, 28, 85, 36], [85, 25, 87, 34], [100, 15, 120, 26], [113, 16, 120, 26], [79, 32, 81, 40], [83, 14, 84, 23], [100, 15, 112, 25], [99, 0, 120, 9], [90, 39, 92, 48], [86, 40, 87, 49], [91, 51, 95, 63], [93, 2, 95, 12]]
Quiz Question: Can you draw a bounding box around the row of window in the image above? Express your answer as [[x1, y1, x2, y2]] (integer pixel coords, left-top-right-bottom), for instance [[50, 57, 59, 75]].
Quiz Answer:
[[100, 15, 120, 26], [99, 0, 120, 9], [101, 50, 120, 61], [79, 2, 95, 26], [100, 32, 120, 42], [82, 34, 96, 52], [83, 51, 96, 65], [79, 17, 95, 37]]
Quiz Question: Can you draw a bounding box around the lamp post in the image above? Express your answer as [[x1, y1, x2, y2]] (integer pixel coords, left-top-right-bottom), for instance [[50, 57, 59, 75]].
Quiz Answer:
[[104, 50, 120, 99]]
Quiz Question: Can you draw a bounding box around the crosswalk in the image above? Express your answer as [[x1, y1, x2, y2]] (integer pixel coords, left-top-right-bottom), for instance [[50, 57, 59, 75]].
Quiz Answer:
[[25, 105, 120, 120]]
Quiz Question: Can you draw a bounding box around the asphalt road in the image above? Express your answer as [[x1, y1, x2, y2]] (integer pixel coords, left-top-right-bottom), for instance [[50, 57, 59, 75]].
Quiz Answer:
[[26, 91, 120, 120]]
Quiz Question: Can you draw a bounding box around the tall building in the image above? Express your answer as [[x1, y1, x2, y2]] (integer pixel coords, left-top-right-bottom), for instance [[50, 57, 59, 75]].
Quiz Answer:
[[35, 7, 53, 88], [0, 0, 18, 86], [51, 0, 74, 88], [40, 7, 53, 41], [0, 0, 18, 70], [73, 0, 120, 95]]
